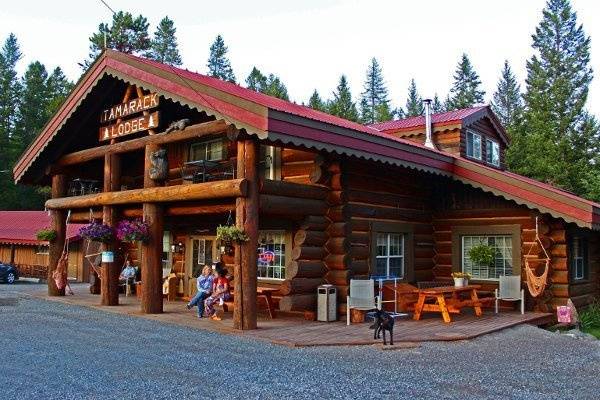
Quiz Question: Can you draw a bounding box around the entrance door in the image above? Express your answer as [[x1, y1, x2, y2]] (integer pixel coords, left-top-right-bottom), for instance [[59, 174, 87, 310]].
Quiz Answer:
[[185, 236, 217, 297]]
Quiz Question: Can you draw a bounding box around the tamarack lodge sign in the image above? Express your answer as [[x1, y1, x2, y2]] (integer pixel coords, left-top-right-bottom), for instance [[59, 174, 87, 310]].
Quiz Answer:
[[98, 93, 160, 141]]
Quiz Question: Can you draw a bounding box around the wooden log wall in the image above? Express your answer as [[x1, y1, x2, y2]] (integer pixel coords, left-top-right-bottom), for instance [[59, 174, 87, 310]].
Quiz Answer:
[[280, 148, 316, 184], [568, 226, 600, 308]]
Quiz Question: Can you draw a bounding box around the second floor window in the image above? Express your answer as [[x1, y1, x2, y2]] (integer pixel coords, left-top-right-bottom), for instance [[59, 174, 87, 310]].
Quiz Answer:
[[466, 130, 482, 160], [189, 139, 224, 162], [485, 139, 500, 167]]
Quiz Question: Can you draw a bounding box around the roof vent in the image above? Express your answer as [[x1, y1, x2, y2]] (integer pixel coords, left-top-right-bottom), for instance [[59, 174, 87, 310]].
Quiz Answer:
[[423, 99, 435, 149]]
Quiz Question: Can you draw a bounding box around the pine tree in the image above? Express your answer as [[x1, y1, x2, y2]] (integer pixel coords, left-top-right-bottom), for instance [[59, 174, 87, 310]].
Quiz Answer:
[[446, 53, 485, 110], [246, 67, 267, 91], [329, 75, 359, 122], [308, 89, 326, 112], [491, 60, 523, 132], [46, 67, 73, 115], [85, 11, 151, 68], [506, 0, 599, 199], [359, 58, 391, 124], [0, 34, 22, 168], [207, 35, 235, 83], [149, 16, 182, 66], [405, 79, 423, 117], [431, 93, 444, 113], [263, 74, 289, 100]]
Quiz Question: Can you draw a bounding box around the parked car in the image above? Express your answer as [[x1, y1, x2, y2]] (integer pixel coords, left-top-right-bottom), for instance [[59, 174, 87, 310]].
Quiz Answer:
[[0, 263, 18, 284]]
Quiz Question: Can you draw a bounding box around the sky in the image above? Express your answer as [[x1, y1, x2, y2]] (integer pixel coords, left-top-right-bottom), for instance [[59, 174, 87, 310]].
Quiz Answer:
[[1, 0, 599, 115]]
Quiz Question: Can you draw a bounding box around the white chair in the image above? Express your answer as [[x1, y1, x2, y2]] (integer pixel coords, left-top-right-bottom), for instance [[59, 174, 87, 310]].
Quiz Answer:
[[346, 279, 380, 325], [495, 275, 525, 314]]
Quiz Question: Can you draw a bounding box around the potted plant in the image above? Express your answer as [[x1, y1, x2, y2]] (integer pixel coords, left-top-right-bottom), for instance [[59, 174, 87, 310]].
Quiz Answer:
[[116, 219, 150, 243], [36, 227, 57, 242], [216, 225, 249, 254], [451, 272, 472, 287], [468, 242, 495, 274], [78, 222, 113, 243]]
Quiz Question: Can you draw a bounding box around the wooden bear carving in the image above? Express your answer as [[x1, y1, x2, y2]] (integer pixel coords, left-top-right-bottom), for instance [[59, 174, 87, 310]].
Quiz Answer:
[[149, 149, 168, 181]]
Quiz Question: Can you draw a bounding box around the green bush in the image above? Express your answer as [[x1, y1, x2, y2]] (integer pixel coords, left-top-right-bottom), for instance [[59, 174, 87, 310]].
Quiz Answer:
[[216, 225, 249, 243], [468, 243, 495, 266], [580, 301, 600, 331]]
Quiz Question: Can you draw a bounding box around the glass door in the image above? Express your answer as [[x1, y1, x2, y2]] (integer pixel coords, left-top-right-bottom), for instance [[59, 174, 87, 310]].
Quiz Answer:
[[185, 236, 216, 297]]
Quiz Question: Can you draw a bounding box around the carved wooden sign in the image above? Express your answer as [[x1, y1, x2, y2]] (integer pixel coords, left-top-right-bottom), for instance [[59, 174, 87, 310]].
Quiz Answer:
[[100, 93, 159, 123], [98, 111, 160, 141]]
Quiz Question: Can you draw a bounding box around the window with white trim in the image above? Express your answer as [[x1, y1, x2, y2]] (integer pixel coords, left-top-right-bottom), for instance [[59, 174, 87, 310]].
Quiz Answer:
[[462, 235, 512, 280], [571, 237, 588, 280], [485, 139, 500, 167], [189, 139, 224, 162], [257, 231, 287, 279], [466, 130, 482, 160], [375, 233, 404, 278]]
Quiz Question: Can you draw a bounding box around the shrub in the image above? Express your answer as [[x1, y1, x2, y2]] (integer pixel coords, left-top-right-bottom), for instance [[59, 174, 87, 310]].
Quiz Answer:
[[580, 301, 600, 331], [36, 228, 57, 242], [468, 243, 495, 266]]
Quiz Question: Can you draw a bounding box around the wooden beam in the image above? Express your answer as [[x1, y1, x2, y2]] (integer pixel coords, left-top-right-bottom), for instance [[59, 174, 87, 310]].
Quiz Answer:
[[45, 178, 247, 209], [234, 139, 259, 330], [69, 202, 235, 221], [259, 179, 329, 200], [101, 153, 120, 306], [48, 174, 67, 296], [57, 119, 229, 166]]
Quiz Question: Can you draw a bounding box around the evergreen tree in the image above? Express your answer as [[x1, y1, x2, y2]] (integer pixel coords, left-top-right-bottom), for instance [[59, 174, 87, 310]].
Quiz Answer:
[[149, 16, 182, 66], [263, 74, 289, 100], [46, 67, 73, 115], [85, 11, 151, 68], [0, 34, 22, 168], [431, 93, 444, 113], [308, 89, 326, 112], [405, 79, 423, 117], [446, 53, 485, 110], [506, 0, 599, 199], [245, 67, 267, 91], [207, 35, 235, 83], [491, 60, 523, 132], [359, 58, 391, 124], [329, 75, 359, 122]]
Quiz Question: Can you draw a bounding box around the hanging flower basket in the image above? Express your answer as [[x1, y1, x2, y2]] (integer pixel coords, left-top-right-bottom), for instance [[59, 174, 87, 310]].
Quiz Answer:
[[79, 222, 114, 243], [36, 228, 57, 242], [216, 225, 249, 244], [116, 219, 150, 243]]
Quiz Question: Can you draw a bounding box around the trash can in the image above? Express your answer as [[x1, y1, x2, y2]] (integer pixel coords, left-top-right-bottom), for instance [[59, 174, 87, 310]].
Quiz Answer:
[[317, 284, 337, 322]]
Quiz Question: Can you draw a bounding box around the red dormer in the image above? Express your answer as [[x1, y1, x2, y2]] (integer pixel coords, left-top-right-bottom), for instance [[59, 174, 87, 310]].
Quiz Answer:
[[369, 105, 509, 169]]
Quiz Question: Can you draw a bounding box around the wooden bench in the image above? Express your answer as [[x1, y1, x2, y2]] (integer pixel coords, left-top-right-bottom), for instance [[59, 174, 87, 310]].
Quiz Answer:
[[222, 287, 278, 319]]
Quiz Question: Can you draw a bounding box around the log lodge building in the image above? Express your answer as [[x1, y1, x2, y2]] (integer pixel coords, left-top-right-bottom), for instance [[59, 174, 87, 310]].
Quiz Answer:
[[13, 50, 600, 329]]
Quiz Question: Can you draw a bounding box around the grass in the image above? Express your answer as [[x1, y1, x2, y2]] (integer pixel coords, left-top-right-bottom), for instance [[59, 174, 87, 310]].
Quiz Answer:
[[580, 301, 600, 339], [583, 327, 600, 339]]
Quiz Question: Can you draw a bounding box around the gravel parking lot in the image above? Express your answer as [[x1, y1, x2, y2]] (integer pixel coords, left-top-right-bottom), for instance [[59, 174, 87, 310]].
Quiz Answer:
[[1, 283, 599, 400]]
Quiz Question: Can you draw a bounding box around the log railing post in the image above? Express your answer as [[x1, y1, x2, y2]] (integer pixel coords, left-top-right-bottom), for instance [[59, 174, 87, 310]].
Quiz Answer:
[[48, 174, 67, 296], [141, 143, 164, 314], [101, 153, 120, 306], [234, 139, 259, 330]]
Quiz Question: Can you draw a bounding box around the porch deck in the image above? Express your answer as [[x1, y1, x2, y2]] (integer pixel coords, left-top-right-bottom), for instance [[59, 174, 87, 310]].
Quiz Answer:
[[30, 283, 553, 347]]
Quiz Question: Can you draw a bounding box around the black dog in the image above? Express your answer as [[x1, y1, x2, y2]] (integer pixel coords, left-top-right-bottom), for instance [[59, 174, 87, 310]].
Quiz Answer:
[[369, 308, 394, 345]]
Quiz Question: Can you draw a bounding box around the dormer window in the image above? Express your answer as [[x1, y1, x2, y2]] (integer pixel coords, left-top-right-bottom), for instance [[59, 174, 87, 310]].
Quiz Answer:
[[485, 139, 500, 167], [466, 130, 482, 160]]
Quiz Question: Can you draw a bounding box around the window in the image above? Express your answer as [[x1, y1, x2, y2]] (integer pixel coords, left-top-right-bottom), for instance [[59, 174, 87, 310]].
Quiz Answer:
[[462, 235, 512, 280], [485, 139, 500, 166], [36, 245, 49, 255], [257, 231, 287, 279], [162, 231, 172, 272], [189, 139, 224, 162], [375, 233, 404, 278], [466, 130, 482, 160], [260, 145, 281, 180], [571, 237, 588, 280]]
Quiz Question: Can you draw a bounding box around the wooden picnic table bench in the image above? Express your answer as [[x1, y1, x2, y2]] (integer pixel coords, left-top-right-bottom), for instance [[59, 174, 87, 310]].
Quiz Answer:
[[413, 285, 483, 323], [222, 286, 278, 319]]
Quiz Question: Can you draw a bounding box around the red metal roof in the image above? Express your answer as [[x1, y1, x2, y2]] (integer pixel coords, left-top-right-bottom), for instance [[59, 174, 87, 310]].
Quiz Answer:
[[369, 106, 487, 131], [0, 211, 83, 245]]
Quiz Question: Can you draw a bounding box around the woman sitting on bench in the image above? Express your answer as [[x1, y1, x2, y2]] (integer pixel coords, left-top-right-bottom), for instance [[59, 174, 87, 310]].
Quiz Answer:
[[204, 263, 231, 321], [186, 265, 214, 318]]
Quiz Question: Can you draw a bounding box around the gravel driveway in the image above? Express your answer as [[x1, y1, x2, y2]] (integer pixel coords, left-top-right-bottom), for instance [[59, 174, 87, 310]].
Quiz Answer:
[[1, 283, 599, 400]]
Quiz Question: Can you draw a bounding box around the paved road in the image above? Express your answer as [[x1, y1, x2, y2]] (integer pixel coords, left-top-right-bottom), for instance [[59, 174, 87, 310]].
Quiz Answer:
[[1, 283, 599, 400]]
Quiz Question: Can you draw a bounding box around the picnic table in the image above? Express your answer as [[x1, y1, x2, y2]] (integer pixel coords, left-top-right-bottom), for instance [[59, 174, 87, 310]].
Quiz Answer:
[[413, 285, 482, 323]]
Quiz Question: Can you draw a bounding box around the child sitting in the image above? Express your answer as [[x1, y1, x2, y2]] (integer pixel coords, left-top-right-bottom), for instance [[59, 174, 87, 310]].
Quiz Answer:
[[204, 263, 231, 321]]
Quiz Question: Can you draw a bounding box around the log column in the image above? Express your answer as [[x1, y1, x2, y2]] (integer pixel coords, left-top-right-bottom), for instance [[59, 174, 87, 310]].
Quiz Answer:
[[101, 153, 120, 306], [141, 143, 164, 314], [234, 139, 259, 330], [48, 174, 67, 296]]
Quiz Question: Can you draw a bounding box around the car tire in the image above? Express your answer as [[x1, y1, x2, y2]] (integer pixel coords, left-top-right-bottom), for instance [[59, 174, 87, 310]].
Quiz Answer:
[[6, 272, 15, 284]]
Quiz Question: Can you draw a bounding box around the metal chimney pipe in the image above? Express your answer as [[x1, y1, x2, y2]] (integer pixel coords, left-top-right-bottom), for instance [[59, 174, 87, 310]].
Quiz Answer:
[[423, 98, 435, 149]]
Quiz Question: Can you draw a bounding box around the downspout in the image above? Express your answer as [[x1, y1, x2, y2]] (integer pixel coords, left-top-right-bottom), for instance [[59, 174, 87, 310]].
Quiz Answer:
[[423, 99, 436, 149]]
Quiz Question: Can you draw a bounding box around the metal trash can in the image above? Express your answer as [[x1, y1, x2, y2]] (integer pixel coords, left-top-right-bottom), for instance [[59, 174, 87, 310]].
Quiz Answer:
[[317, 284, 337, 322]]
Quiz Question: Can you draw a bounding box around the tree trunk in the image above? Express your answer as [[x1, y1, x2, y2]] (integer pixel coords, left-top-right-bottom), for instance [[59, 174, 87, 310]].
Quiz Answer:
[[48, 174, 67, 296]]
